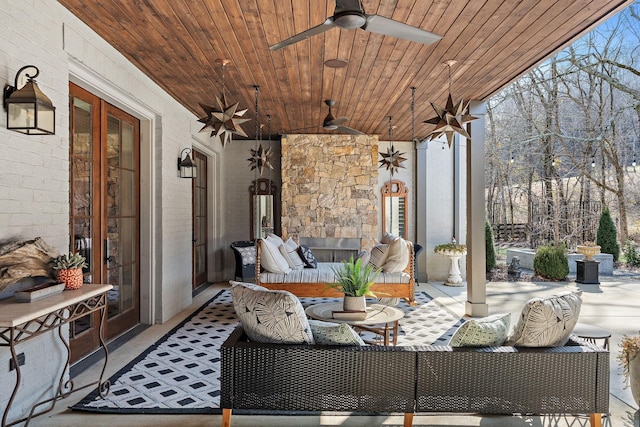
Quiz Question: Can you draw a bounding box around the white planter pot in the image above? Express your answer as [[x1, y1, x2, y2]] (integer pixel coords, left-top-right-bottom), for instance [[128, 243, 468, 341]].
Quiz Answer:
[[343, 295, 366, 312]]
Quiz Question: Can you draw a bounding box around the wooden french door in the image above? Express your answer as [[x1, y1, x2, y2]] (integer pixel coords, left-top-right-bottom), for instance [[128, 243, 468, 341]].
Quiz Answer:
[[69, 83, 140, 362], [192, 149, 208, 289]]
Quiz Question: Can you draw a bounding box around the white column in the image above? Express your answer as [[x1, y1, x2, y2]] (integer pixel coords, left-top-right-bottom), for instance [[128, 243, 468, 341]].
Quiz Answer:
[[466, 101, 488, 317], [415, 139, 429, 283]]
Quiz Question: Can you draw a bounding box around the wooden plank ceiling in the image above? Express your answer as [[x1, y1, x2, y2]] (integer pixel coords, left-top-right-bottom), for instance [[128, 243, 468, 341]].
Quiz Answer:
[[58, 0, 632, 142]]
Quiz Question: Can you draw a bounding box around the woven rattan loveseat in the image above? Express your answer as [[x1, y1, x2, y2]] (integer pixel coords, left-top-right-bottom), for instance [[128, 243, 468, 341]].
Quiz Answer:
[[220, 328, 609, 427]]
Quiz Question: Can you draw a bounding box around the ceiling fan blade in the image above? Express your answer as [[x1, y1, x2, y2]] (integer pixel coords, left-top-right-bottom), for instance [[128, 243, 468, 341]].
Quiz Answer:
[[363, 14, 442, 44], [269, 18, 336, 51], [327, 116, 349, 126], [336, 125, 364, 135]]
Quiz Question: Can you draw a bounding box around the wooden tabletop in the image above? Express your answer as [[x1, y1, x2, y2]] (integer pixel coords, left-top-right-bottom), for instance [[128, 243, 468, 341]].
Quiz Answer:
[[305, 302, 404, 326], [0, 284, 113, 327]]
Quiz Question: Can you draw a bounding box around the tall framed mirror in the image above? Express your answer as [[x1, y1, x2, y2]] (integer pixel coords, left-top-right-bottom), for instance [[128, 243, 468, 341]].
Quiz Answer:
[[382, 180, 408, 238], [250, 178, 280, 240]]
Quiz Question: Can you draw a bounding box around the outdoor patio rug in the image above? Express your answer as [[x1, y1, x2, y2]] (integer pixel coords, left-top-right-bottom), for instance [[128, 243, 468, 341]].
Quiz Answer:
[[71, 289, 463, 414]]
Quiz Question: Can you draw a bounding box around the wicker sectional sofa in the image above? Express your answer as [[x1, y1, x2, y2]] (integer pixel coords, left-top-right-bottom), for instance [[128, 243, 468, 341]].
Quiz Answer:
[[255, 238, 417, 304], [220, 327, 609, 427]]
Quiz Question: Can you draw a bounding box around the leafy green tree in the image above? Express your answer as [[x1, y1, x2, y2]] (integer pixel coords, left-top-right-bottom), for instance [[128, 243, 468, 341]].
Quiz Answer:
[[485, 219, 496, 272], [596, 207, 620, 261]]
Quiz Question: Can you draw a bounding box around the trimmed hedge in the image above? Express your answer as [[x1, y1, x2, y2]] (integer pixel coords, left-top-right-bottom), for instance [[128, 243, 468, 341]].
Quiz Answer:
[[534, 244, 569, 280], [485, 219, 496, 272]]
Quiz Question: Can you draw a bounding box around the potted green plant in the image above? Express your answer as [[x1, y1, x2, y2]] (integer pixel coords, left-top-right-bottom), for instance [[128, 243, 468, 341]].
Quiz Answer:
[[51, 252, 88, 290], [617, 332, 640, 406], [328, 256, 380, 312]]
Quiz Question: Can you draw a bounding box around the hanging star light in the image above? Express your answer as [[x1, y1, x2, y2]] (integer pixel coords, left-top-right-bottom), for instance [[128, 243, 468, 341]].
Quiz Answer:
[[197, 59, 250, 147], [379, 117, 407, 175], [423, 60, 477, 148], [379, 145, 407, 175], [247, 143, 274, 175]]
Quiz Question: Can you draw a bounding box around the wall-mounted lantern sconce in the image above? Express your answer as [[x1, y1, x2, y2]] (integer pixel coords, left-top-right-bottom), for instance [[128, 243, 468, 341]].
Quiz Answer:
[[3, 65, 56, 135], [177, 148, 197, 178]]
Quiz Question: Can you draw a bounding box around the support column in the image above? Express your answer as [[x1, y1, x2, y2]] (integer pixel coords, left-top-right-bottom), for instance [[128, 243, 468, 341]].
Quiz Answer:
[[466, 101, 488, 317], [415, 139, 429, 283]]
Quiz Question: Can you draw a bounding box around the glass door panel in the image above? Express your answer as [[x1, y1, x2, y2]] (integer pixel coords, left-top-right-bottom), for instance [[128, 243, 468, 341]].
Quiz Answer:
[[193, 150, 208, 289]]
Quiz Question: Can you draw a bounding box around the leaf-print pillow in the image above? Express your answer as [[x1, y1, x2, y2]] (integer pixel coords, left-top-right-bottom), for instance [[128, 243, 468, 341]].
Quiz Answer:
[[230, 280, 314, 344], [506, 290, 582, 347]]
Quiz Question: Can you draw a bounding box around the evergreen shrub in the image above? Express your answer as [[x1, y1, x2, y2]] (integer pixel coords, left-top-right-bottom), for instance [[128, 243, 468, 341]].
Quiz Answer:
[[623, 240, 640, 266], [596, 207, 620, 261], [533, 244, 569, 280], [485, 219, 496, 272]]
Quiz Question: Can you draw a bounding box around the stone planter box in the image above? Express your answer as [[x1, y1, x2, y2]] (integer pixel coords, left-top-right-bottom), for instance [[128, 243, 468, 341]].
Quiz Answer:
[[506, 248, 613, 275]]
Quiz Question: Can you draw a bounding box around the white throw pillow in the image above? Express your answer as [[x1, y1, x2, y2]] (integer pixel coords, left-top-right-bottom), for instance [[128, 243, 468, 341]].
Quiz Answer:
[[266, 233, 284, 247], [506, 290, 582, 347], [449, 313, 511, 347], [279, 238, 305, 270], [383, 237, 410, 273], [308, 319, 365, 346], [259, 238, 291, 274], [380, 232, 398, 244], [368, 244, 389, 270], [230, 281, 314, 344]]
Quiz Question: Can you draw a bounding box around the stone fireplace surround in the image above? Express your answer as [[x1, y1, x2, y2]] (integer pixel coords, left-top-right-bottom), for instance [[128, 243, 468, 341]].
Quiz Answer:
[[280, 134, 379, 251]]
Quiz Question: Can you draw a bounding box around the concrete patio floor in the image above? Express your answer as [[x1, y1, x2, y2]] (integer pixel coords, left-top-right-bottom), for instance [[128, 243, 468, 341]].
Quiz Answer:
[[28, 273, 640, 427]]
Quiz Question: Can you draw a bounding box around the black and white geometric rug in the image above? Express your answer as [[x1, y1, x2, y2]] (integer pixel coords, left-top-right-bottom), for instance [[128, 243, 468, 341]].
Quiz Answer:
[[72, 290, 463, 415]]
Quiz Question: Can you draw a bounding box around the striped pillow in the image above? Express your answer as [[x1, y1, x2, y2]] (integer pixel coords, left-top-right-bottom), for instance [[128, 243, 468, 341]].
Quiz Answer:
[[279, 238, 305, 270], [368, 244, 389, 270]]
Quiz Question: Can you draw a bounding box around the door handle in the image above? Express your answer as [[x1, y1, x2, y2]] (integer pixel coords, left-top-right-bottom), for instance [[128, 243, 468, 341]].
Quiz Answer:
[[104, 239, 115, 263]]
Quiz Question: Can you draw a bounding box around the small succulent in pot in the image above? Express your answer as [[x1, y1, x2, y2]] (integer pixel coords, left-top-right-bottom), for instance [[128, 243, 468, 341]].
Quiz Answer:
[[51, 252, 88, 290]]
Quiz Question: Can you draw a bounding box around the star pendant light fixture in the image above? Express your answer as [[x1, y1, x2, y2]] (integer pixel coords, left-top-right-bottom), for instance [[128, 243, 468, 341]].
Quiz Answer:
[[423, 60, 477, 148], [247, 88, 274, 175], [379, 116, 406, 175], [197, 59, 250, 147]]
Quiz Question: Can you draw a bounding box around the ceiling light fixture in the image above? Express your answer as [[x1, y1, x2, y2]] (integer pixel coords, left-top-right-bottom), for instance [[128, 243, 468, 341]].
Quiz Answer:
[[423, 60, 477, 148], [3, 65, 56, 135], [324, 58, 349, 68], [197, 59, 250, 147]]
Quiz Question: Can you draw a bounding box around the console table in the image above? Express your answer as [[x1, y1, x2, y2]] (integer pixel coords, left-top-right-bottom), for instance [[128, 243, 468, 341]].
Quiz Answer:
[[0, 284, 113, 426]]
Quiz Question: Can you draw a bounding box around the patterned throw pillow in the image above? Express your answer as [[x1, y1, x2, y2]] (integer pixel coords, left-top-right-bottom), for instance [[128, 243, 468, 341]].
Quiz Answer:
[[296, 244, 318, 268], [236, 246, 256, 266], [368, 244, 389, 270], [259, 238, 291, 274], [506, 290, 582, 347], [308, 319, 365, 346], [449, 313, 511, 347], [279, 238, 305, 270], [230, 281, 314, 344], [356, 250, 371, 266]]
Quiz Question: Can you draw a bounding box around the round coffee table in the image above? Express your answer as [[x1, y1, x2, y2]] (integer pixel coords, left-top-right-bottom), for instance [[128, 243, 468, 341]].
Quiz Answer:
[[305, 302, 404, 346]]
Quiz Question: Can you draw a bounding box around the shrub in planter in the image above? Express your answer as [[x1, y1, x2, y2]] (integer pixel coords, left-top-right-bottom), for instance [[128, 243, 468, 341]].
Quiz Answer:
[[533, 244, 569, 280], [596, 207, 620, 261], [485, 219, 496, 272]]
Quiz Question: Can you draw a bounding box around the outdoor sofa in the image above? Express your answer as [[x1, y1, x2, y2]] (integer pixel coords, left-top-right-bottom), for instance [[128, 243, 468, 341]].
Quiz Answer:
[[255, 236, 417, 305], [220, 327, 609, 427]]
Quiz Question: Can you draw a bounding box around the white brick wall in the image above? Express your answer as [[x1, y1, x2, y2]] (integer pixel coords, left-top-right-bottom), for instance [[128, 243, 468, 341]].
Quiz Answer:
[[0, 0, 225, 419]]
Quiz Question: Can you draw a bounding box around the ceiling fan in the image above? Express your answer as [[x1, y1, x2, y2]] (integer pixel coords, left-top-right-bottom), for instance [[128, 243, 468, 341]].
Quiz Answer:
[[269, 0, 442, 51], [284, 99, 364, 135]]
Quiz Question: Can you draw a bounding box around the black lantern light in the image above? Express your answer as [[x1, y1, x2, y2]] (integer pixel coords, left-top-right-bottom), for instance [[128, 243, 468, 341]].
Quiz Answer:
[[3, 65, 56, 135], [177, 148, 197, 179]]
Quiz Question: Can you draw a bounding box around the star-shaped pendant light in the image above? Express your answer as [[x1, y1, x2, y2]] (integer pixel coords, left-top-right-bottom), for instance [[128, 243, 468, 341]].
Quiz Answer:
[[379, 145, 407, 175], [247, 143, 274, 175], [423, 60, 478, 148], [379, 117, 407, 175], [197, 59, 250, 147]]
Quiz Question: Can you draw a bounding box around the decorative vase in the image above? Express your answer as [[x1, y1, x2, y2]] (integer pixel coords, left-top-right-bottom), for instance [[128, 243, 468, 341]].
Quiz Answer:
[[56, 268, 84, 290], [343, 295, 366, 312], [630, 352, 640, 406], [577, 245, 601, 261]]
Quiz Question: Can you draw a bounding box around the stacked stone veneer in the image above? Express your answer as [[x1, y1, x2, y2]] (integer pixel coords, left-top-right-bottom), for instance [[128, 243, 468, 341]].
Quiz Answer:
[[281, 134, 379, 250]]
